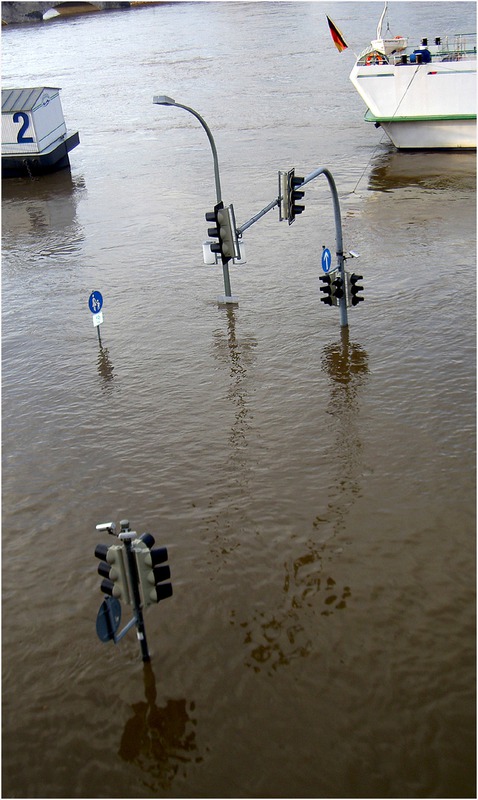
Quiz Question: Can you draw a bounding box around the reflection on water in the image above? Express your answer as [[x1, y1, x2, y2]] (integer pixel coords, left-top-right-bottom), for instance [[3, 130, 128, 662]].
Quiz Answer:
[[316, 327, 369, 533], [368, 149, 477, 193], [119, 663, 201, 792], [96, 343, 116, 392], [231, 329, 369, 675], [212, 306, 257, 456], [2, 169, 84, 234], [206, 306, 258, 562], [231, 549, 354, 676]]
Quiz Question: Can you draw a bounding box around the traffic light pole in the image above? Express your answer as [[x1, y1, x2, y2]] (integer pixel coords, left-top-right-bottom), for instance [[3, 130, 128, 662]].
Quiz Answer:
[[237, 166, 349, 327], [119, 521, 151, 662], [153, 96, 233, 302], [300, 167, 348, 327]]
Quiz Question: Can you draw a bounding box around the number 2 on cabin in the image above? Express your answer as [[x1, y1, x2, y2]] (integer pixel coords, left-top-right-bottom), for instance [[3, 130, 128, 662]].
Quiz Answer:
[[13, 111, 34, 144]]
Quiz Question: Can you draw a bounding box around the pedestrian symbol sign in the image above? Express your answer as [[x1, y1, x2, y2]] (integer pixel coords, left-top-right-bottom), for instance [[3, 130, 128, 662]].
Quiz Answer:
[[88, 291, 103, 314]]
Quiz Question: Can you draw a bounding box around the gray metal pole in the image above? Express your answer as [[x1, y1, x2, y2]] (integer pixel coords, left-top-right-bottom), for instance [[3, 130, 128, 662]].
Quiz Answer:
[[172, 102, 222, 204], [300, 167, 348, 327], [164, 102, 233, 300], [119, 521, 150, 662]]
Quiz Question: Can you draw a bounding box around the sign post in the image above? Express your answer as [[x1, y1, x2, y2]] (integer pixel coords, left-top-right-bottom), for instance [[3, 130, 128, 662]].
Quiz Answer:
[[88, 290, 104, 344]]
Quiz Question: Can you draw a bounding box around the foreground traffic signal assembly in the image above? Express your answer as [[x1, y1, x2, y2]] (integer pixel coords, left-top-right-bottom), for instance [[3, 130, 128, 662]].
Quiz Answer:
[[95, 536, 172, 608]]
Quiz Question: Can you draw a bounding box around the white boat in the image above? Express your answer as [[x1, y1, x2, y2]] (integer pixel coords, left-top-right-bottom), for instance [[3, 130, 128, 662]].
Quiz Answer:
[[349, 3, 476, 150]]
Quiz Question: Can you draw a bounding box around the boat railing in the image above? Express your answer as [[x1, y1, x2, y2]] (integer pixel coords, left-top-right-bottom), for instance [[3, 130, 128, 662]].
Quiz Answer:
[[357, 33, 476, 67]]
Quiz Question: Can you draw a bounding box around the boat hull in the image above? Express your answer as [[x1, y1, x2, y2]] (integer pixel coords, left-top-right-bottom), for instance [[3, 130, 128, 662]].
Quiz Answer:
[[350, 56, 476, 151], [2, 131, 80, 178], [364, 110, 476, 149]]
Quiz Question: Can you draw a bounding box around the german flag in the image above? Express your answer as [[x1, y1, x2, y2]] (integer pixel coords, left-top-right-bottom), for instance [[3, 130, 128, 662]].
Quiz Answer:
[[326, 16, 348, 53]]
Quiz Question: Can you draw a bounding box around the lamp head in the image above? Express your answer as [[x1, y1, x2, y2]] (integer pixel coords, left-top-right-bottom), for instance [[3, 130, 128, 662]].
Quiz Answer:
[[153, 95, 176, 105]]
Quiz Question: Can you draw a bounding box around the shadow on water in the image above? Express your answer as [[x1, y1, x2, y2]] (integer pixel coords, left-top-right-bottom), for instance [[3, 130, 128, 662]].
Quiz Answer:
[[118, 662, 201, 792], [231, 328, 370, 674]]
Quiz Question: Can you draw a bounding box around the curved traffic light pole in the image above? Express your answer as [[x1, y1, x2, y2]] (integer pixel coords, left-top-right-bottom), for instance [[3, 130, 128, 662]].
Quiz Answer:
[[237, 166, 349, 327], [299, 167, 348, 328]]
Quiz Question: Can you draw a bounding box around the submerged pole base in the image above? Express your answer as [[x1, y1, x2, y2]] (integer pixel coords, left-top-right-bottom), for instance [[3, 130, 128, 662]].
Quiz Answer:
[[217, 295, 239, 306]]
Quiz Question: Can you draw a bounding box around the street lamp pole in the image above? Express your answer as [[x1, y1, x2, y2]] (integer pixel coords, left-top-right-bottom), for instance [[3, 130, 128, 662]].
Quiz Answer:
[[153, 96, 233, 300]]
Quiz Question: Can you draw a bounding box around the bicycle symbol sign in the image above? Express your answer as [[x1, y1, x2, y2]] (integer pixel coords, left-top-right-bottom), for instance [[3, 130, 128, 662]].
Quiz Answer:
[[88, 291, 103, 314]]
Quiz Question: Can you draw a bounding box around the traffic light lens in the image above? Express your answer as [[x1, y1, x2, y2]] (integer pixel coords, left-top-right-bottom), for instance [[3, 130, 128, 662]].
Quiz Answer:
[[150, 546, 168, 566], [95, 543, 109, 560], [152, 565, 171, 584], [97, 562, 111, 580], [100, 578, 115, 596], [139, 533, 155, 548], [156, 584, 173, 601]]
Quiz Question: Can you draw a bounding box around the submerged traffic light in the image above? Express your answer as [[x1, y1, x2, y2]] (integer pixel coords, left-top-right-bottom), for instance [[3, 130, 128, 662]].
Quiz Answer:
[[289, 171, 305, 224], [332, 275, 344, 300], [319, 274, 334, 306], [94, 542, 132, 605], [279, 169, 305, 225], [319, 272, 345, 306], [133, 534, 173, 607], [205, 202, 240, 263], [347, 273, 364, 306]]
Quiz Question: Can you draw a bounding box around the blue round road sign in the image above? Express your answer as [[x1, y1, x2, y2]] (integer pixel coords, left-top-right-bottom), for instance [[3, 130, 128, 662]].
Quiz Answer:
[[96, 596, 121, 642], [321, 248, 332, 273], [89, 290, 103, 314]]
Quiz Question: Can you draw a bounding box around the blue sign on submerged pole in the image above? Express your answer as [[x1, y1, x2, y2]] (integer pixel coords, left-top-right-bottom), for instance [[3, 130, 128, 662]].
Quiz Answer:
[[321, 247, 332, 273], [88, 290, 103, 314], [89, 290, 104, 343]]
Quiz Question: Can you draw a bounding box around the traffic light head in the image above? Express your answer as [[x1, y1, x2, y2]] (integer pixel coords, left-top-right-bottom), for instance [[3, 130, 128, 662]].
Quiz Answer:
[[332, 276, 344, 299], [319, 274, 334, 306], [133, 534, 173, 607], [205, 202, 239, 263], [347, 273, 364, 306], [279, 169, 306, 225], [205, 210, 219, 249], [94, 542, 131, 604], [289, 174, 305, 224]]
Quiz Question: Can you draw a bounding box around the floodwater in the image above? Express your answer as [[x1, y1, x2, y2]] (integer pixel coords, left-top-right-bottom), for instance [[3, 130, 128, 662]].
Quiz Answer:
[[2, 2, 476, 798]]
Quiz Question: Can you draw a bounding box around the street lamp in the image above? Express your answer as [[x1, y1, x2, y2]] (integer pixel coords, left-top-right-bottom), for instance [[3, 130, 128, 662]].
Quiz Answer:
[[153, 95, 236, 301]]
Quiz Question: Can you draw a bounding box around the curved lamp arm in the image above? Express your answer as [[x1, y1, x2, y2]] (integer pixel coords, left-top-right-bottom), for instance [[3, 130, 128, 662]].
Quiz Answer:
[[153, 95, 222, 204]]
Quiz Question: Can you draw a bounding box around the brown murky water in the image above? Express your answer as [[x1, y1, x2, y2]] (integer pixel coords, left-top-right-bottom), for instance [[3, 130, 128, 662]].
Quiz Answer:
[[2, 2, 476, 797]]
